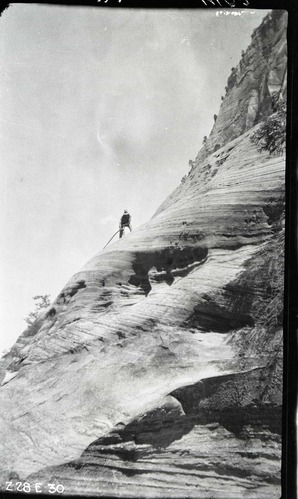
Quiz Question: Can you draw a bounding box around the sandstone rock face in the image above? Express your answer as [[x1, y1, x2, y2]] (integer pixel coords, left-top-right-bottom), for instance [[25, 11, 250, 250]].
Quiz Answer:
[[191, 10, 287, 165], [0, 10, 286, 499]]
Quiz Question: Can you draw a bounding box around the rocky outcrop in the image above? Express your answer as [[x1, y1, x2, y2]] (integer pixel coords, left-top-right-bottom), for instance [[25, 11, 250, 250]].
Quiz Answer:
[[190, 10, 287, 166], [0, 10, 286, 498]]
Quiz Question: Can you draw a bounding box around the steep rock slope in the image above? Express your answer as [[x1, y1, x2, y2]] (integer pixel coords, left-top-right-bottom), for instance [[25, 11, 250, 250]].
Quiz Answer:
[[0, 10, 286, 498], [197, 9, 287, 161]]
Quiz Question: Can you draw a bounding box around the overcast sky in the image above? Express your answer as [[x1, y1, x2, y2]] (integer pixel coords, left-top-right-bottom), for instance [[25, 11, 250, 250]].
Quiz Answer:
[[0, 4, 269, 353]]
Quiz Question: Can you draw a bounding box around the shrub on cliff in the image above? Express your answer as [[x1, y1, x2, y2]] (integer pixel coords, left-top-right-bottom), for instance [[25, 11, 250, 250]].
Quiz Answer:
[[25, 294, 51, 327], [262, 231, 284, 330], [251, 97, 286, 155]]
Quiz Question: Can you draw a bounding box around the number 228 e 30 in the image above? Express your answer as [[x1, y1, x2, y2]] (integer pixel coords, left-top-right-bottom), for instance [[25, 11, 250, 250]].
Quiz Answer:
[[6, 481, 65, 494]]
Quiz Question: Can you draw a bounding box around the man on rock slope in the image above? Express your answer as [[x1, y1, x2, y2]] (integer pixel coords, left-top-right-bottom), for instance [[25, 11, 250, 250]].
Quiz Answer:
[[119, 210, 132, 238]]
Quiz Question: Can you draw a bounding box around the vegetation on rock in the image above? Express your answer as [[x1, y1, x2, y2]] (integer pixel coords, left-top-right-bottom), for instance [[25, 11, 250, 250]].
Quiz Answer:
[[251, 94, 286, 155], [25, 295, 51, 327]]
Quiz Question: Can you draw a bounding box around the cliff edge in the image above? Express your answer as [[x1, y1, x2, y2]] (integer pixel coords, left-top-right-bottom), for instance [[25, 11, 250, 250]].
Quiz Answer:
[[0, 10, 287, 498]]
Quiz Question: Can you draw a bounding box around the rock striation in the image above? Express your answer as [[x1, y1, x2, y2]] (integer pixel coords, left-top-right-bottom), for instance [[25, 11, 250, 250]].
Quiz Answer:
[[0, 10, 286, 498], [194, 9, 287, 163]]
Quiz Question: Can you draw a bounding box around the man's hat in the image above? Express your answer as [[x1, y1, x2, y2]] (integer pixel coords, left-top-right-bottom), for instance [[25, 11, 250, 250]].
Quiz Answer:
[[124, 210, 128, 213]]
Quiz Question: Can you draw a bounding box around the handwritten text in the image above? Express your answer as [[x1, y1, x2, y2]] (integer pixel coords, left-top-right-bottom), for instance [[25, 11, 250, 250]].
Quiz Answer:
[[202, 0, 250, 6]]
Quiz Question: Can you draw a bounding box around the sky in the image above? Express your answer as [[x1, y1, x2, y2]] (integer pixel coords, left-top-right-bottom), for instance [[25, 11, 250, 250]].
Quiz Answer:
[[0, 4, 269, 353]]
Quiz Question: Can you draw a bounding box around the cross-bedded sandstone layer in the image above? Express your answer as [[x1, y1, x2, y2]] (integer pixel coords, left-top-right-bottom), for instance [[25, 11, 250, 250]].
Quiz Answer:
[[0, 10, 286, 498]]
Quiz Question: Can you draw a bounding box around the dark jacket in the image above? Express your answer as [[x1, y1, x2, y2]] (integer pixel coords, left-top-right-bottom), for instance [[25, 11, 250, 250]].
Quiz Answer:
[[121, 213, 131, 225]]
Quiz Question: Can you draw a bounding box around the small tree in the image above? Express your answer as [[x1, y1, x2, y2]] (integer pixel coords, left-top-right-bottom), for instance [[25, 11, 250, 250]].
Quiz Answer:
[[25, 295, 51, 327], [251, 97, 286, 155]]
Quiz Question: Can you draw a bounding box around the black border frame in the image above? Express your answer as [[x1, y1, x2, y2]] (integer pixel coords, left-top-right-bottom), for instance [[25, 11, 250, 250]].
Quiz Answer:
[[0, 1, 296, 498]]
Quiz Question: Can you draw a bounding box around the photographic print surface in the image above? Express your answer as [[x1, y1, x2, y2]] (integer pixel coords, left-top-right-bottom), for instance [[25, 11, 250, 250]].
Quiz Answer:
[[0, 4, 287, 498]]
